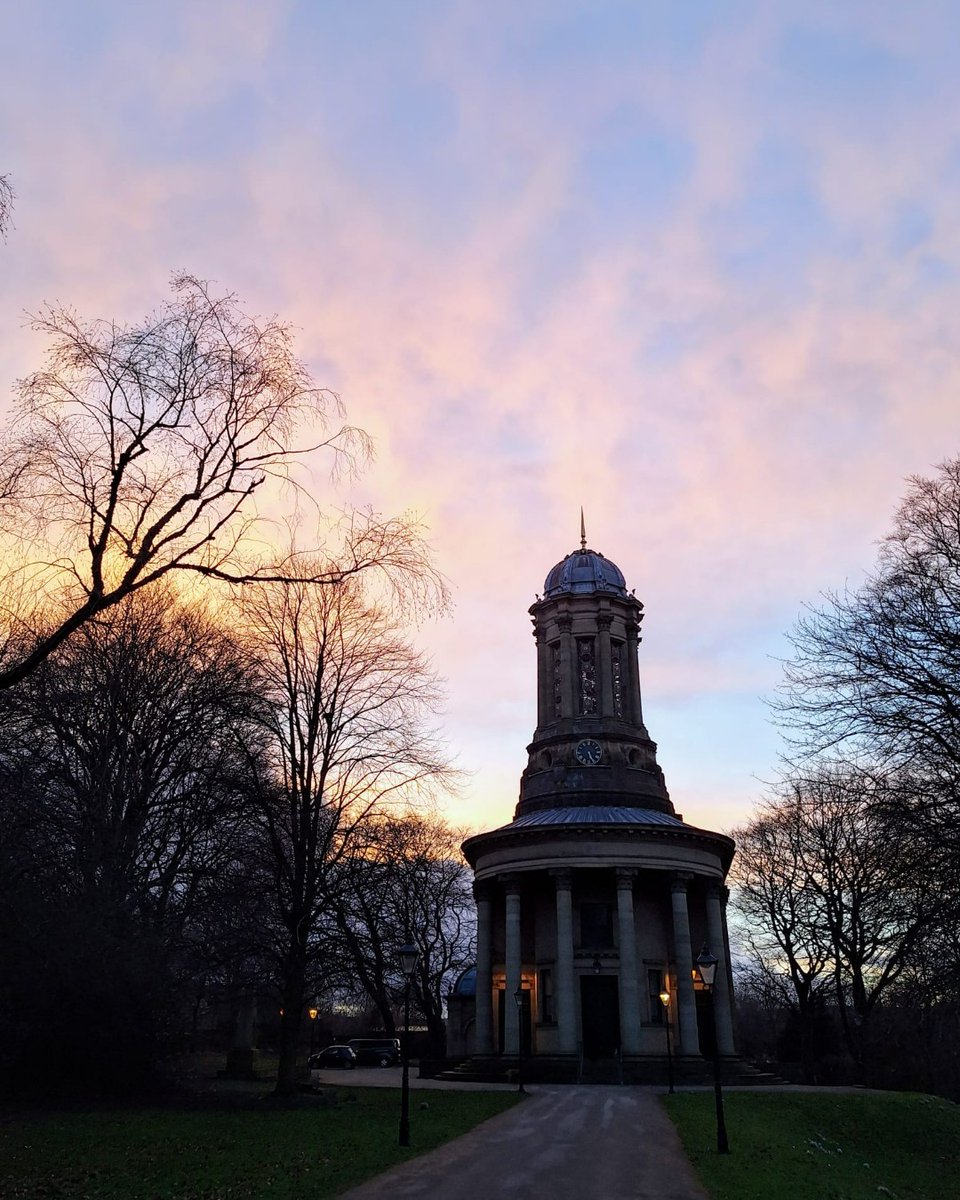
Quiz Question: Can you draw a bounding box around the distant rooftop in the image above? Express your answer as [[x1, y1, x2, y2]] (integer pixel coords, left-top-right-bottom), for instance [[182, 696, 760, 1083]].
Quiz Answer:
[[451, 966, 476, 997]]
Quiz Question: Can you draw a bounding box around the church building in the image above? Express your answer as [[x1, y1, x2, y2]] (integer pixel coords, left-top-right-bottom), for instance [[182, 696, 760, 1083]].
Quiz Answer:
[[447, 529, 737, 1081]]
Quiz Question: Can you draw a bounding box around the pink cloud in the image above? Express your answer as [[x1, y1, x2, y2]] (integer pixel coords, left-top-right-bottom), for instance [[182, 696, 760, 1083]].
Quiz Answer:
[[4, 2, 960, 833]]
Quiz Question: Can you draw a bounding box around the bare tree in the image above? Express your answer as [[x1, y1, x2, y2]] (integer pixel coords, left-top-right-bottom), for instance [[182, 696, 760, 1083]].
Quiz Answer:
[[760, 460, 960, 1086], [241, 573, 454, 1095], [733, 766, 955, 1076], [325, 848, 404, 1039], [800, 771, 953, 1066], [330, 813, 475, 1056], [776, 458, 960, 787], [730, 793, 832, 1080], [0, 588, 260, 1092], [0, 587, 256, 924], [0, 274, 446, 689]]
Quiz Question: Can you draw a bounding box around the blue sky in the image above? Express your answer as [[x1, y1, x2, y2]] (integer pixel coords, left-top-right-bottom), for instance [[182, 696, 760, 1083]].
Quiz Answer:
[[2, 1, 960, 835]]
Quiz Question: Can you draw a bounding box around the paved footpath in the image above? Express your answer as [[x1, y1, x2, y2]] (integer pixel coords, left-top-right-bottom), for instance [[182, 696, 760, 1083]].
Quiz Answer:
[[336, 1085, 708, 1200]]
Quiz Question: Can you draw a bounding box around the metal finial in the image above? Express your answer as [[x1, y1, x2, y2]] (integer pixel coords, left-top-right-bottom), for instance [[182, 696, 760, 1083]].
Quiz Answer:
[[580, 507, 587, 551]]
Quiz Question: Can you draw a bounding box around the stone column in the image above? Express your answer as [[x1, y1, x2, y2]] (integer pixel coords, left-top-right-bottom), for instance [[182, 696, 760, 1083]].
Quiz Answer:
[[625, 619, 643, 725], [720, 887, 739, 1053], [671, 875, 701, 1056], [706, 882, 736, 1056], [616, 868, 641, 1055], [504, 877, 522, 1055], [534, 629, 551, 728], [558, 614, 577, 718], [598, 614, 615, 718], [551, 868, 577, 1054], [474, 882, 494, 1055]]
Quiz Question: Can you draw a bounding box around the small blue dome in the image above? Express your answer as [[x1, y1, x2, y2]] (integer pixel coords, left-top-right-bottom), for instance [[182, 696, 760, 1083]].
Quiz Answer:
[[451, 966, 476, 996], [543, 549, 628, 598]]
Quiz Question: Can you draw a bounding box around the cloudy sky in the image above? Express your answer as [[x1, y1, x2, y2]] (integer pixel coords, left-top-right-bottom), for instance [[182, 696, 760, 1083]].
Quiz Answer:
[[2, 1, 959, 837]]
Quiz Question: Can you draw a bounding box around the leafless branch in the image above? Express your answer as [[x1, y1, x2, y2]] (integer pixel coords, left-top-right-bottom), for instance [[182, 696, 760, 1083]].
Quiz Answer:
[[0, 275, 447, 689], [0, 174, 13, 241]]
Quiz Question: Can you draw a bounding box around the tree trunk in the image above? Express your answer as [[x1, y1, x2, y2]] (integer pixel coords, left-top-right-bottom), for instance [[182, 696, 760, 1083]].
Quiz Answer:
[[419, 982, 447, 1059], [799, 1006, 817, 1084], [275, 970, 306, 1096]]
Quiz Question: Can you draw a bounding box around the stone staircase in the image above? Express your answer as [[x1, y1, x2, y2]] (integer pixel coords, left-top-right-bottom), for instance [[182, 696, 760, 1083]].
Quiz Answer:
[[434, 1055, 577, 1084], [434, 1055, 789, 1087]]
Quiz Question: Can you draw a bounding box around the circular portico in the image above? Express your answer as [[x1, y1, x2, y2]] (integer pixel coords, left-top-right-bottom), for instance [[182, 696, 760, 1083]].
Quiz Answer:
[[456, 527, 737, 1081]]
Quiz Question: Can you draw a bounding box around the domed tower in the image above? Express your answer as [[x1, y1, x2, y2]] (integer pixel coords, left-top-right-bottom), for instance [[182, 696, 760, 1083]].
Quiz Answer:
[[520, 521, 671, 817], [452, 522, 738, 1083]]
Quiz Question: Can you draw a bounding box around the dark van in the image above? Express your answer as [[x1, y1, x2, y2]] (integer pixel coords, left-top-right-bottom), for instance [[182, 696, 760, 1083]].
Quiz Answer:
[[347, 1038, 401, 1067]]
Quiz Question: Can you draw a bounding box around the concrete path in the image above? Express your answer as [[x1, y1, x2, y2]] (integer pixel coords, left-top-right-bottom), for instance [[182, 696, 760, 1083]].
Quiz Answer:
[[336, 1084, 708, 1200]]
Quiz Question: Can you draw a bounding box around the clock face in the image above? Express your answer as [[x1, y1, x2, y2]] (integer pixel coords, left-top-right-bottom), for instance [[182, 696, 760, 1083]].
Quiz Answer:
[[575, 739, 603, 765]]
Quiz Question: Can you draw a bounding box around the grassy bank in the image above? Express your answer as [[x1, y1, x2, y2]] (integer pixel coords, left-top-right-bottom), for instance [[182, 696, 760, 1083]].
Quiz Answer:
[[1, 1087, 518, 1200], [662, 1089, 960, 1200]]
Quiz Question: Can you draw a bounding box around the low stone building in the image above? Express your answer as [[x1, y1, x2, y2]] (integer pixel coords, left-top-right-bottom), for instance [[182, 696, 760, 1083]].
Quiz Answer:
[[448, 531, 736, 1081]]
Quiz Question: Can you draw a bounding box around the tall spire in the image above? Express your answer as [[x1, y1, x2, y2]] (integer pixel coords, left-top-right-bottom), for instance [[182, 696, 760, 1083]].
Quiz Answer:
[[580, 507, 587, 551]]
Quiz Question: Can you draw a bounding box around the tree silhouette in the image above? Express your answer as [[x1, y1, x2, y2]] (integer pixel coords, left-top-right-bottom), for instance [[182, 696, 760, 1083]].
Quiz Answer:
[[0, 275, 445, 689]]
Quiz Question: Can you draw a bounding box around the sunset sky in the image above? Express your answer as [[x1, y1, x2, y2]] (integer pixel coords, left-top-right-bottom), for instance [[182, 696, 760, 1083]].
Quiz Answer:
[[3, 1, 959, 838]]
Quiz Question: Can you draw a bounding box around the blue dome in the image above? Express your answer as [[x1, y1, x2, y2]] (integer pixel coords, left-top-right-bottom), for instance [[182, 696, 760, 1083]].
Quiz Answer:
[[451, 966, 476, 996], [543, 548, 628, 598]]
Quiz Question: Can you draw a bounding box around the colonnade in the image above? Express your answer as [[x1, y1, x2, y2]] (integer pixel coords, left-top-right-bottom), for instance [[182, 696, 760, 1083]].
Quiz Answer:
[[472, 869, 736, 1059]]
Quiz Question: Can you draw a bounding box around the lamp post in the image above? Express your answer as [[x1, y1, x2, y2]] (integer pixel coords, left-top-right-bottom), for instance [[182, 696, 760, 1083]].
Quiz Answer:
[[659, 989, 675, 1095], [307, 1005, 319, 1059], [398, 941, 420, 1148], [694, 946, 729, 1154], [513, 985, 526, 1095]]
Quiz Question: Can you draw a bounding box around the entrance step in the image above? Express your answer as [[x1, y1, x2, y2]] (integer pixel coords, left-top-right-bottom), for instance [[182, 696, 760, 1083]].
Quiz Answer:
[[432, 1055, 789, 1087], [434, 1055, 579, 1084], [729, 1062, 790, 1086]]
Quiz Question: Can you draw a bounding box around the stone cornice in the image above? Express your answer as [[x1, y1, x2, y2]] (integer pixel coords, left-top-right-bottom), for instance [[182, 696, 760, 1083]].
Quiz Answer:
[[463, 818, 735, 872]]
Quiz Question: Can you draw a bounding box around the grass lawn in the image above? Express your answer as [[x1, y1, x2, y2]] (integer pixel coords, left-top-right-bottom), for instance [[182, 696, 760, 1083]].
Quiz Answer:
[[0, 1087, 519, 1199], [662, 1089, 960, 1200]]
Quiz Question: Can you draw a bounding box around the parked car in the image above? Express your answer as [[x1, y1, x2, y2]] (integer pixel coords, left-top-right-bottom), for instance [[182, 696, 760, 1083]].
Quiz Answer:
[[309, 1045, 357, 1073], [347, 1038, 401, 1067]]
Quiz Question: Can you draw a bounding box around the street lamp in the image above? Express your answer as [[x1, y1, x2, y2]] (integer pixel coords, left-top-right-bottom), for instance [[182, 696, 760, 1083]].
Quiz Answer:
[[398, 941, 420, 1148], [307, 1004, 319, 1059], [513, 985, 526, 1095], [659, 989, 675, 1095], [694, 946, 729, 1154]]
